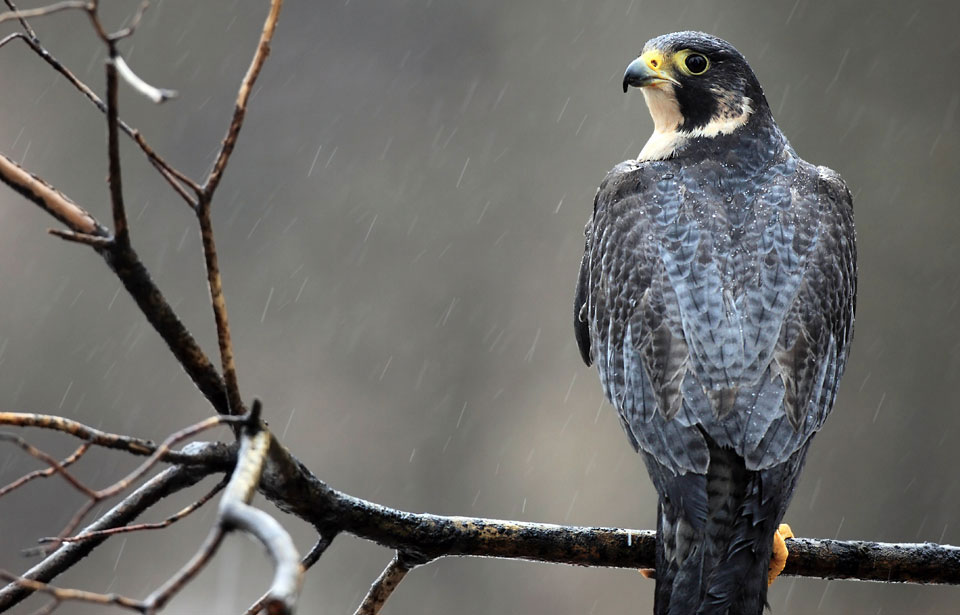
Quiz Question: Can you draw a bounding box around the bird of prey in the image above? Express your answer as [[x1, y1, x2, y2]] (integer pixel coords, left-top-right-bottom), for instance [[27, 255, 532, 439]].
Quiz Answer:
[[574, 32, 856, 615]]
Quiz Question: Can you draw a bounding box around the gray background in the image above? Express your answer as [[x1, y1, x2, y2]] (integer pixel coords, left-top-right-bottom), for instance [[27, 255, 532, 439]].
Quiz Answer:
[[1, 0, 959, 613]]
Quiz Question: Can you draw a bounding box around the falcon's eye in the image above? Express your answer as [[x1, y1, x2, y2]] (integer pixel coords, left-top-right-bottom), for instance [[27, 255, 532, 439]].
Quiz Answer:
[[683, 53, 709, 75]]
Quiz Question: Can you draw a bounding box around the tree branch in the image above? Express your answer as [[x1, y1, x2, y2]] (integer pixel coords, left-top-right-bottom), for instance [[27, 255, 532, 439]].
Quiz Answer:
[[0, 572, 144, 614], [353, 553, 414, 615], [0, 1, 89, 26], [2, 2, 200, 205], [47, 476, 228, 544], [0, 453, 227, 610], [201, 0, 283, 198], [193, 0, 285, 417], [0, 443, 88, 498], [0, 411, 212, 462], [0, 153, 105, 236], [256, 439, 960, 584], [147, 406, 301, 614]]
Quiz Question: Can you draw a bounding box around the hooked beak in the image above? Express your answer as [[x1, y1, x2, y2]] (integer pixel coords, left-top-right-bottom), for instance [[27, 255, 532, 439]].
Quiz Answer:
[[622, 55, 680, 93]]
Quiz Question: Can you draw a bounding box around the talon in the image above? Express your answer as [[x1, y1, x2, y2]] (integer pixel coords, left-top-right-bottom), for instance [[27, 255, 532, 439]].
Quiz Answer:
[[767, 523, 794, 585], [639, 568, 656, 580]]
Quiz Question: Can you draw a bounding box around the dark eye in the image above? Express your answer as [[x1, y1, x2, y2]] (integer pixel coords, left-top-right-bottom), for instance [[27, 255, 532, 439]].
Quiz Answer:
[[684, 53, 709, 75]]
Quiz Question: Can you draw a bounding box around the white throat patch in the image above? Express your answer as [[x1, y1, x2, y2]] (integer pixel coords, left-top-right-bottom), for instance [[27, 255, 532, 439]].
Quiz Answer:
[[637, 85, 754, 161]]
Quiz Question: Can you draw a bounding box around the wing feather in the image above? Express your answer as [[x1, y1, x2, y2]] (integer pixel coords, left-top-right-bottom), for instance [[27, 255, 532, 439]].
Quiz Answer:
[[576, 154, 855, 477]]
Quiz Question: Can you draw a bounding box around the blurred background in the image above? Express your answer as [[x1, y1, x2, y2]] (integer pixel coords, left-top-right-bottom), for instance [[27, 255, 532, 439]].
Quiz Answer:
[[1, 0, 958, 613]]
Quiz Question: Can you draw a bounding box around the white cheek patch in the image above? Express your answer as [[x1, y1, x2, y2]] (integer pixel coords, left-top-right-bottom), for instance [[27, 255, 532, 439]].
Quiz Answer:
[[637, 88, 754, 161]]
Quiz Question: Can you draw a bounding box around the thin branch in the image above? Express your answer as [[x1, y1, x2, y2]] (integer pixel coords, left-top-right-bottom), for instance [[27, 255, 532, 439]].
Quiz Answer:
[[0, 412, 176, 459], [48, 228, 114, 247], [103, 44, 129, 246], [244, 533, 335, 615], [91, 415, 235, 501], [0, 572, 145, 614], [143, 526, 225, 612], [0, 12, 200, 204], [0, 434, 96, 497], [46, 475, 228, 544], [2, 0, 41, 35], [0, 443, 88, 498], [38, 416, 239, 551], [0, 151, 227, 412], [0, 153, 106, 236], [148, 412, 301, 613], [29, 598, 59, 615], [107, 0, 149, 41], [0, 1, 90, 26], [192, 0, 286, 417], [196, 208, 243, 415], [201, 0, 283, 198], [353, 553, 414, 615], [0, 31, 23, 48], [0, 455, 226, 610], [0, 416, 238, 558]]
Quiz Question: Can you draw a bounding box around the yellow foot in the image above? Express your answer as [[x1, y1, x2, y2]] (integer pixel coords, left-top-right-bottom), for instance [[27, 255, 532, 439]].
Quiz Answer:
[[767, 523, 794, 585], [639, 568, 656, 580]]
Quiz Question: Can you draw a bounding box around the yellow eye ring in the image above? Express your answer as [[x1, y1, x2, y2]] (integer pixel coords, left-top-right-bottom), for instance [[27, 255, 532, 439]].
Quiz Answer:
[[676, 50, 709, 76]]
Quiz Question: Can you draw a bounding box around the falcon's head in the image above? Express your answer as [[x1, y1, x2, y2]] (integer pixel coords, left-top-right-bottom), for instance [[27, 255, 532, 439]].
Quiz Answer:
[[622, 31, 772, 160]]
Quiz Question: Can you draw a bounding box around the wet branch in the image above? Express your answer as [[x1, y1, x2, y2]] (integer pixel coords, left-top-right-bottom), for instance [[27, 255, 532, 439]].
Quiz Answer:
[[0, 456, 225, 610], [145, 405, 301, 614], [2, 1, 198, 205], [0, 443, 88, 498], [46, 476, 228, 545], [192, 0, 285, 417], [353, 553, 415, 615]]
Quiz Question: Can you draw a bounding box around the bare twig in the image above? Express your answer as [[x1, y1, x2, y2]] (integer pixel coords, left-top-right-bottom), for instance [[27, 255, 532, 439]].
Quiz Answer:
[[353, 553, 414, 615], [148, 409, 301, 613], [41, 416, 239, 549], [0, 443, 88, 498], [196, 208, 242, 415], [0, 454, 227, 610], [45, 475, 228, 544], [0, 151, 229, 410], [0, 412, 187, 460], [0, 434, 96, 497], [30, 598, 59, 615], [0, 1, 89, 26], [48, 228, 114, 247], [1, 4, 200, 204], [0, 571, 144, 613], [2, 0, 40, 35], [244, 533, 335, 615], [193, 0, 285, 417], [107, 0, 149, 41], [201, 0, 284, 198], [6, 415, 236, 557], [0, 153, 106, 236], [143, 525, 226, 612]]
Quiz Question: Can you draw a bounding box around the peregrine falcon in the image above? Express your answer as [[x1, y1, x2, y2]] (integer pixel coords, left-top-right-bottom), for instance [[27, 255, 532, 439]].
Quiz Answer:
[[574, 32, 856, 614]]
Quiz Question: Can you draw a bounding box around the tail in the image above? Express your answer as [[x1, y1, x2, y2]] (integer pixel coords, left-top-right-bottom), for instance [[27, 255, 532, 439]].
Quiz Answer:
[[652, 446, 807, 615]]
